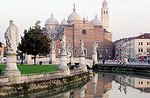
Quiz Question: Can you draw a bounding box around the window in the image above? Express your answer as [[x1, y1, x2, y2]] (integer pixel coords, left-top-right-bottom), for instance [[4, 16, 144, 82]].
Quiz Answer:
[[147, 42, 150, 45], [139, 42, 143, 45], [141, 81, 143, 85], [81, 30, 87, 35], [141, 42, 143, 45], [147, 48, 150, 52], [106, 11, 108, 14], [138, 48, 143, 52], [138, 48, 140, 52], [138, 81, 141, 85]]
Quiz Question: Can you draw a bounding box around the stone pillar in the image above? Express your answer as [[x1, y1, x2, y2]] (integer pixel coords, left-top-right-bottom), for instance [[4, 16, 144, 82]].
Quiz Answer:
[[59, 34, 70, 76], [25, 54, 32, 64], [67, 42, 74, 65], [92, 53, 98, 64], [79, 84, 87, 98], [79, 40, 87, 72], [123, 57, 128, 65], [70, 50, 74, 65], [3, 51, 21, 82], [50, 40, 56, 64], [36, 55, 39, 64], [62, 91, 70, 98], [50, 50, 56, 64], [92, 42, 98, 65]]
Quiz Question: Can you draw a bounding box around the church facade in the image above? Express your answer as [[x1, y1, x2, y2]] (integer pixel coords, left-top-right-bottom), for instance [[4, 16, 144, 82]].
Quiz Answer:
[[44, 0, 112, 59]]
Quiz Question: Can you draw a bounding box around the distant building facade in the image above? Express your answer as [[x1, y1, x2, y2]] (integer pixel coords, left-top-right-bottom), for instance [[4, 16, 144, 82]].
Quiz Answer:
[[44, 0, 112, 59], [114, 33, 150, 61]]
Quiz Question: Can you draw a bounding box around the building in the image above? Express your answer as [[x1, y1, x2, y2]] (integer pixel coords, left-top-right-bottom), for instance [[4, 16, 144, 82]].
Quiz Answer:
[[114, 33, 150, 62], [44, 0, 112, 59]]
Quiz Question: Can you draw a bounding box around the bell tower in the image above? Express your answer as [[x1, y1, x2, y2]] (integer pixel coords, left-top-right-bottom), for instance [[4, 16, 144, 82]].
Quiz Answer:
[[101, 0, 109, 30]]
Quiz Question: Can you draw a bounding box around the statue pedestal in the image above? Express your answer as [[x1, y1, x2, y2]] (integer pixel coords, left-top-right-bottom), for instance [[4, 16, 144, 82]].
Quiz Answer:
[[79, 56, 87, 72], [70, 57, 74, 65], [3, 51, 21, 82], [25, 54, 32, 64], [92, 53, 98, 65], [59, 54, 70, 76], [123, 57, 128, 65], [63, 92, 70, 98], [79, 84, 87, 98], [50, 50, 56, 64]]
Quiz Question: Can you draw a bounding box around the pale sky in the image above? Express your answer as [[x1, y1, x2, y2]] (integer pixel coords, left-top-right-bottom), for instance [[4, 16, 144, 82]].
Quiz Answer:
[[0, 0, 150, 43]]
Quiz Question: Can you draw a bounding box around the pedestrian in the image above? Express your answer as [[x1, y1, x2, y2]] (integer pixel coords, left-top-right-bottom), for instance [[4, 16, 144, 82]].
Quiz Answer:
[[102, 59, 105, 64]]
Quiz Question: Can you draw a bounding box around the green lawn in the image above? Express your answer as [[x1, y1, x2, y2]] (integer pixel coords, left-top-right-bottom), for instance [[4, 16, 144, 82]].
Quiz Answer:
[[0, 64, 58, 75]]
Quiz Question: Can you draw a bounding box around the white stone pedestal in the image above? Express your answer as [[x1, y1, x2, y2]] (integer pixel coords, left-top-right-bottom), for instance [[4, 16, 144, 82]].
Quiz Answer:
[[70, 57, 74, 65], [79, 84, 87, 98], [63, 91, 70, 98], [92, 73, 98, 84], [25, 54, 32, 64], [123, 57, 128, 65], [92, 53, 98, 65], [50, 50, 56, 64], [79, 56, 87, 72], [3, 51, 21, 82], [59, 54, 70, 76]]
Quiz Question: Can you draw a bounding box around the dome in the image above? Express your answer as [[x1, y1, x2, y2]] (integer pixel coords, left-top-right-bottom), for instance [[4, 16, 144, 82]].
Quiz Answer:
[[45, 14, 59, 26], [91, 15, 101, 26], [61, 19, 68, 25], [67, 3, 81, 22]]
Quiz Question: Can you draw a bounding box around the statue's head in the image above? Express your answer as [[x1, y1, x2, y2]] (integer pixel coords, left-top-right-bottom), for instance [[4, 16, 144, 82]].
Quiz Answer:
[[9, 20, 13, 25]]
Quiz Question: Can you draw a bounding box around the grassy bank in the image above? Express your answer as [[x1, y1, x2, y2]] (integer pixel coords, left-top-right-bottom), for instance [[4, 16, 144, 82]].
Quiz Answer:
[[0, 64, 58, 75]]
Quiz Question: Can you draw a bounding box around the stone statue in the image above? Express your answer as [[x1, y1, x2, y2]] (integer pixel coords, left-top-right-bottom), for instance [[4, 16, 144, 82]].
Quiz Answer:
[[92, 41, 98, 54], [80, 40, 85, 56], [50, 40, 56, 51], [67, 42, 73, 57], [4, 20, 19, 52], [3, 20, 21, 81], [60, 34, 66, 54]]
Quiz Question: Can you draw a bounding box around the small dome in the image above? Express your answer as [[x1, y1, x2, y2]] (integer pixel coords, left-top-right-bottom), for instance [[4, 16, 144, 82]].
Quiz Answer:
[[91, 15, 101, 26], [45, 14, 59, 26], [67, 3, 81, 23], [61, 19, 68, 25]]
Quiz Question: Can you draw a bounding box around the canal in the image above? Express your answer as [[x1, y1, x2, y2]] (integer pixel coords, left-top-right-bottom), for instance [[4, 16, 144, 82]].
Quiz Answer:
[[3, 72, 150, 98]]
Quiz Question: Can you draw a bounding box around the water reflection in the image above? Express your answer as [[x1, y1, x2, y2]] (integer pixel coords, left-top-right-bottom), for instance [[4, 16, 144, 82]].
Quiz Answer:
[[5, 73, 150, 98], [114, 74, 150, 94]]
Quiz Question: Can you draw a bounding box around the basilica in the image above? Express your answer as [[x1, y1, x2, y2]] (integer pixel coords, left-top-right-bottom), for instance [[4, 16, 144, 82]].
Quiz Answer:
[[44, 0, 112, 59]]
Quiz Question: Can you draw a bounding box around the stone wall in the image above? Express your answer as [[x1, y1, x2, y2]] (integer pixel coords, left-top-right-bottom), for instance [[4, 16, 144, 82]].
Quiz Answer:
[[0, 71, 89, 96]]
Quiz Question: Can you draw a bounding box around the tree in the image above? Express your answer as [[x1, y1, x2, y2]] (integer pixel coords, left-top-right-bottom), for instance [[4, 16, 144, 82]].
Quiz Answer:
[[0, 41, 2, 47], [18, 21, 50, 65]]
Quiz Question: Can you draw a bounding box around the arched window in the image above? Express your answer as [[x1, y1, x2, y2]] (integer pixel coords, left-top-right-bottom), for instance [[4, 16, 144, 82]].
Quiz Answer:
[[106, 11, 108, 14], [81, 29, 87, 35]]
